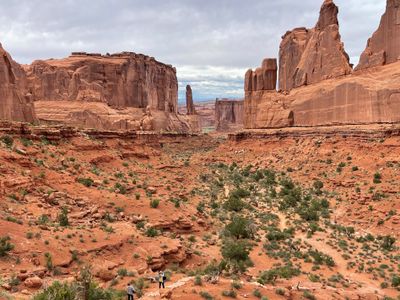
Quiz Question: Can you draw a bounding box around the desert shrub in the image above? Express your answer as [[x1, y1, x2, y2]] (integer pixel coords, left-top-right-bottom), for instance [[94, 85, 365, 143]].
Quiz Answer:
[[194, 275, 203, 286], [392, 275, 400, 287], [45, 252, 53, 271], [58, 207, 69, 227], [33, 266, 117, 300], [221, 239, 252, 273], [1, 135, 13, 148], [200, 291, 214, 300], [145, 227, 159, 237], [253, 288, 262, 298], [77, 177, 94, 187], [265, 227, 294, 241], [223, 194, 246, 212], [114, 183, 127, 194], [222, 290, 237, 298], [224, 216, 254, 239], [0, 236, 14, 257], [150, 199, 160, 208], [381, 235, 396, 251], [303, 291, 316, 300], [373, 172, 382, 184], [313, 180, 324, 195], [258, 264, 300, 285]]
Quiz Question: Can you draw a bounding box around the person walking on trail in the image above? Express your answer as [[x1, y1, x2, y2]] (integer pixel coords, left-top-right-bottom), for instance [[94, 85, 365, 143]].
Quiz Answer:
[[158, 271, 166, 289], [127, 283, 135, 300]]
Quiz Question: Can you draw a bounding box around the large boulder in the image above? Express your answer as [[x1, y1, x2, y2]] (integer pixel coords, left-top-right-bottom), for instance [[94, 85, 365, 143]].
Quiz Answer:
[[356, 0, 400, 70]]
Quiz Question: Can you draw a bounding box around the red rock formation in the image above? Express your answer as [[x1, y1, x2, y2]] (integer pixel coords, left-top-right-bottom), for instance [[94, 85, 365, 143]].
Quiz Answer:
[[244, 0, 400, 129], [245, 61, 400, 128], [215, 99, 244, 131], [0, 43, 36, 122], [186, 85, 196, 115], [356, 0, 400, 70], [25, 52, 178, 112], [279, 0, 352, 91], [245, 58, 277, 92]]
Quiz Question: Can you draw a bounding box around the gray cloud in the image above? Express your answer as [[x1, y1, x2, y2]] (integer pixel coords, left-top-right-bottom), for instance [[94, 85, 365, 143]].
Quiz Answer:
[[0, 0, 385, 102]]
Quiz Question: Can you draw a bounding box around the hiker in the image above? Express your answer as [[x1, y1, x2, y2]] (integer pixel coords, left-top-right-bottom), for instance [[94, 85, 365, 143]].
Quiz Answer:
[[158, 270, 166, 289], [127, 283, 135, 300]]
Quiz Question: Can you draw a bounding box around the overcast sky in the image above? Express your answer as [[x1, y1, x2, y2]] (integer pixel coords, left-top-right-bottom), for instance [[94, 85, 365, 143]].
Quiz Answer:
[[0, 0, 385, 102]]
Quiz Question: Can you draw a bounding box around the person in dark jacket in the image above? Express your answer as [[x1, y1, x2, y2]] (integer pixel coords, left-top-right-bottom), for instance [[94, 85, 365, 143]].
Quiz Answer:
[[127, 283, 135, 300]]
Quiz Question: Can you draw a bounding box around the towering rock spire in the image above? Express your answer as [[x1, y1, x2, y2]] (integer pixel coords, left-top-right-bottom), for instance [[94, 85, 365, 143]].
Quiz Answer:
[[356, 0, 400, 70], [186, 85, 196, 115], [279, 0, 352, 91], [0, 43, 36, 122]]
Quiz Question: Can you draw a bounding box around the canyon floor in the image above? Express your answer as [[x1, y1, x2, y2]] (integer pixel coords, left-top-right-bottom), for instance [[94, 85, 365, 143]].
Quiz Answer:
[[0, 124, 399, 300]]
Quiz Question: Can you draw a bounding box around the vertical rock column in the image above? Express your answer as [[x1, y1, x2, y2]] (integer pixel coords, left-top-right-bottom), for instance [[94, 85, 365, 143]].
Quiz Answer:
[[186, 85, 196, 115]]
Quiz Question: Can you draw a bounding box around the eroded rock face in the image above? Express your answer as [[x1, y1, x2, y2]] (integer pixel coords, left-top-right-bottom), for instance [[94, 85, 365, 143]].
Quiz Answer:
[[356, 0, 400, 70], [215, 99, 244, 131], [186, 85, 196, 115], [244, 61, 400, 128], [25, 52, 178, 112], [279, 0, 352, 91], [0, 43, 36, 122], [245, 58, 277, 92]]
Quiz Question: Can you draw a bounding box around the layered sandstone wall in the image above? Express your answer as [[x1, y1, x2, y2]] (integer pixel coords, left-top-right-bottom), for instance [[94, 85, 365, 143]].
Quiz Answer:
[[215, 99, 244, 131], [25, 52, 178, 113], [356, 0, 400, 70], [244, 0, 400, 129], [0, 44, 36, 122]]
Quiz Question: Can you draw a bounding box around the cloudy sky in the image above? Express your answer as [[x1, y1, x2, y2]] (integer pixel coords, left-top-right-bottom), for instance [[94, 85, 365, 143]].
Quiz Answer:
[[0, 0, 385, 102]]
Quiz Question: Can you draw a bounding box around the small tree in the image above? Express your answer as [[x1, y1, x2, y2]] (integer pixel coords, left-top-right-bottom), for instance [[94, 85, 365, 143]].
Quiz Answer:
[[224, 216, 254, 239]]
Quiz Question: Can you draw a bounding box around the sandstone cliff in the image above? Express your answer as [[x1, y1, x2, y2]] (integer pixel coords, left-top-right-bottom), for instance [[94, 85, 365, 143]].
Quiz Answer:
[[17, 51, 197, 132], [244, 0, 400, 129], [356, 0, 400, 70], [279, 0, 352, 91], [245, 61, 400, 128], [215, 99, 244, 131], [0, 43, 36, 122]]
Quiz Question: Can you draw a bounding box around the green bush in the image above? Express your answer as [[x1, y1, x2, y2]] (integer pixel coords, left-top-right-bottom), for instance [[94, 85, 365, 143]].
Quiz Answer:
[[381, 235, 396, 251], [150, 199, 160, 208], [224, 216, 253, 239], [145, 227, 159, 237], [58, 207, 69, 227], [1, 135, 13, 148], [33, 266, 118, 300], [221, 239, 252, 273], [258, 264, 300, 285], [77, 178, 94, 187], [392, 275, 400, 287], [223, 195, 246, 212], [194, 275, 203, 286], [200, 291, 214, 300], [0, 236, 14, 257], [222, 290, 237, 298]]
